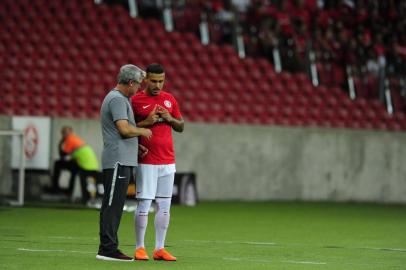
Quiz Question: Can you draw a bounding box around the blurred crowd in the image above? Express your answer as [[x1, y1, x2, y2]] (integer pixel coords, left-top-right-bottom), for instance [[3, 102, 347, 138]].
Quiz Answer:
[[172, 0, 405, 96], [111, 0, 406, 100]]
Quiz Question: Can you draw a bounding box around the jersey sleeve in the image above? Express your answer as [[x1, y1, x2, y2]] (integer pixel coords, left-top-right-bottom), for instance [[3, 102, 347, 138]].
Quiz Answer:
[[109, 97, 129, 122], [171, 96, 182, 119]]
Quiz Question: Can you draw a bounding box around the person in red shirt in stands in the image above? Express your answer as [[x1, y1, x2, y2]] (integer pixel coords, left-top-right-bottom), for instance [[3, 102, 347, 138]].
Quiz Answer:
[[130, 63, 184, 261]]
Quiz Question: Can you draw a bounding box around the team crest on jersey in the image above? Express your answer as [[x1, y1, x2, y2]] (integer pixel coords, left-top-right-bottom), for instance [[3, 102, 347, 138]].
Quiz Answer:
[[164, 100, 172, 108]]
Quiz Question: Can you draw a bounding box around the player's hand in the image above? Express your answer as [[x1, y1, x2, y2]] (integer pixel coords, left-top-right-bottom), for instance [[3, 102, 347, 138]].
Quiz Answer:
[[140, 128, 152, 139], [145, 105, 160, 125], [157, 105, 173, 122], [138, 144, 148, 159]]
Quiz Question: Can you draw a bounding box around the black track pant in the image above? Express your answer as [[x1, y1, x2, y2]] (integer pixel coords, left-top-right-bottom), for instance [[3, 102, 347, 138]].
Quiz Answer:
[[98, 164, 133, 254]]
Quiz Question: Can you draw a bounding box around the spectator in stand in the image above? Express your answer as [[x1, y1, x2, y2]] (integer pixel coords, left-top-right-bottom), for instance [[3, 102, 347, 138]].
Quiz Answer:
[[231, 0, 251, 13], [258, 16, 279, 61], [212, 0, 237, 44], [168, 0, 405, 99]]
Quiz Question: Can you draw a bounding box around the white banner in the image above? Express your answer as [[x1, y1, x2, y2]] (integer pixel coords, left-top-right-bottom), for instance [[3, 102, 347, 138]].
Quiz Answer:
[[12, 117, 51, 170]]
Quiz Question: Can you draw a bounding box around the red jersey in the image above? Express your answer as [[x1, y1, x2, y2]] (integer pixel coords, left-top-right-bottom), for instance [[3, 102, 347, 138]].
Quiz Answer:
[[131, 90, 182, 164]]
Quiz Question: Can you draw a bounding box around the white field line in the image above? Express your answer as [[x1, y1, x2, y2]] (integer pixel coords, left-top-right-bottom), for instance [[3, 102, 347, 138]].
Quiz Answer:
[[366, 247, 406, 252], [18, 248, 94, 254], [223, 257, 273, 263], [241, 241, 277, 245], [283, 260, 327, 265], [183, 239, 277, 245], [183, 239, 406, 253], [223, 257, 326, 265], [47, 236, 97, 240], [47, 236, 76, 239]]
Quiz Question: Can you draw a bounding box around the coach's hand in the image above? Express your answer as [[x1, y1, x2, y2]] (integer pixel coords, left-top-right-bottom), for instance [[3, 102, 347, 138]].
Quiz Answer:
[[139, 128, 152, 139], [138, 144, 148, 159]]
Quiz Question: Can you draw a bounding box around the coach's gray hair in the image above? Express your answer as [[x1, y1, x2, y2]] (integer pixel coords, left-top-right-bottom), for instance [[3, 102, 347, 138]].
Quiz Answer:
[[117, 64, 146, 84]]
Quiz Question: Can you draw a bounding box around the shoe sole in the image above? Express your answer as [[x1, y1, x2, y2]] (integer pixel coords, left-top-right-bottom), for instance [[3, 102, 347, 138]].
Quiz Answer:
[[153, 257, 176, 261], [135, 257, 149, 260], [96, 255, 134, 261]]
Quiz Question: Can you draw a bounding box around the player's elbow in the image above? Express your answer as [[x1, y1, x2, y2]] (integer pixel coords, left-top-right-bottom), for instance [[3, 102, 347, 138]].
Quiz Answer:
[[174, 123, 184, 133], [116, 127, 128, 137]]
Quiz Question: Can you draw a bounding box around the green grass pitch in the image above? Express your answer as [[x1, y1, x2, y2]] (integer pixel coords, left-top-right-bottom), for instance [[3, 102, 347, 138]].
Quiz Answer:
[[0, 201, 405, 270]]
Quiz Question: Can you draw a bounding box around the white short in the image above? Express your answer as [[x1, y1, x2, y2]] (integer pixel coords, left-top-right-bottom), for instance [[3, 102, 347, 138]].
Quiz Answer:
[[135, 164, 176, 199]]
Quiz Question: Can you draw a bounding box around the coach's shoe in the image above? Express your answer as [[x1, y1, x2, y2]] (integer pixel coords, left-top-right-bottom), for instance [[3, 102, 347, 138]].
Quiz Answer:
[[96, 249, 134, 261], [134, 247, 149, 260], [153, 248, 177, 261]]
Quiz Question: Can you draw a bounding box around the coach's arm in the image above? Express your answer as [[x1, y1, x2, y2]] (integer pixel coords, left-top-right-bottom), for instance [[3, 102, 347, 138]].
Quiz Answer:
[[115, 120, 152, 138]]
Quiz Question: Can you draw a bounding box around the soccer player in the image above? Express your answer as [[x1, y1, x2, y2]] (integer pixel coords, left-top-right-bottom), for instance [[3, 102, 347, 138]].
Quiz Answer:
[[97, 64, 152, 262], [131, 63, 184, 261]]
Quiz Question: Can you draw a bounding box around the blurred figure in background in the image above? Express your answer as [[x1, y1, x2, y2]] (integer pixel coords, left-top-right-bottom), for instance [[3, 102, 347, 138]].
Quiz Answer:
[[46, 126, 100, 204]]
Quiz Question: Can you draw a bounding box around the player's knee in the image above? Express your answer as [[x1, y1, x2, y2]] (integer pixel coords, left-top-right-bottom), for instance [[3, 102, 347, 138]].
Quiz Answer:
[[155, 197, 171, 213], [136, 199, 152, 215]]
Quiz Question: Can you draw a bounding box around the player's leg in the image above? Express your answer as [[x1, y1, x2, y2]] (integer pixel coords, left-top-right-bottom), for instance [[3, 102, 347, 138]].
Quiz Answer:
[[48, 159, 75, 192], [153, 166, 176, 261], [50, 159, 64, 191], [66, 160, 80, 195], [134, 164, 157, 260], [78, 170, 90, 203], [79, 170, 98, 204], [134, 199, 152, 260], [154, 196, 172, 250]]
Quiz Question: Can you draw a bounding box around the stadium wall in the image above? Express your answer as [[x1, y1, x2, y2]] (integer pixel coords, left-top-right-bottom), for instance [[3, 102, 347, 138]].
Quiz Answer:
[[175, 123, 406, 203], [1, 116, 406, 203]]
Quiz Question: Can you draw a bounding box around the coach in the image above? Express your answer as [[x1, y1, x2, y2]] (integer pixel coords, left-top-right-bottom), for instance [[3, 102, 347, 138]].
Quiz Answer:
[[96, 64, 152, 261]]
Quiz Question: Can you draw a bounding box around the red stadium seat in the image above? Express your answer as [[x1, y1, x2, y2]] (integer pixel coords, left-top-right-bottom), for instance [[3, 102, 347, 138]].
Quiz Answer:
[[1, 0, 404, 130]]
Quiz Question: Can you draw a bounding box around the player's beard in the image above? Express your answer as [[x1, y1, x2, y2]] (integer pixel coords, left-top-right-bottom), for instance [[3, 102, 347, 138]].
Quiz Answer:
[[150, 88, 160, 96]]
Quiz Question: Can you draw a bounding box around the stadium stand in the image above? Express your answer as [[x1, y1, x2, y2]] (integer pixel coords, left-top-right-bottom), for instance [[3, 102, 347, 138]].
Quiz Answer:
[[1, 0, 405, 131]]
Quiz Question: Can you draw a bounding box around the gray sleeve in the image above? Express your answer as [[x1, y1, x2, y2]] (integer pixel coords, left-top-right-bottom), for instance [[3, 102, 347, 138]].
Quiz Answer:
[[108, 97, 129, 122]]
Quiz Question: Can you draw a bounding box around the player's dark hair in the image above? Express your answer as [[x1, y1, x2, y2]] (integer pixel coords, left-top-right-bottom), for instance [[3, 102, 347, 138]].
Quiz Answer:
[[146, 63, 165, 74]]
